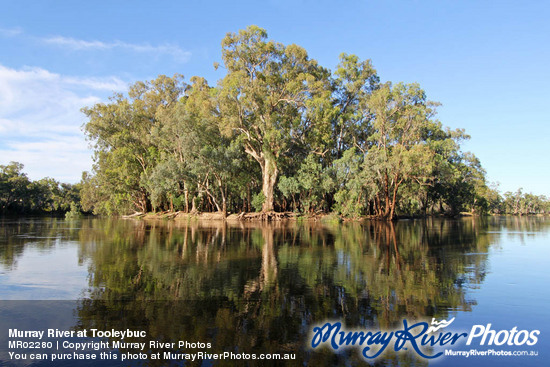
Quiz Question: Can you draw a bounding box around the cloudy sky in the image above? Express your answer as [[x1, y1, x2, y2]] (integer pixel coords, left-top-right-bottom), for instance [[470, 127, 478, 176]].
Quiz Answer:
[[1, 0, 548, 195]]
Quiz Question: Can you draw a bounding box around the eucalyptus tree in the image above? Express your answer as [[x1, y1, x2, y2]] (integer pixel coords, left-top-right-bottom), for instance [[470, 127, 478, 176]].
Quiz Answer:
[[422, 126, 494, 216], [141, 76, 257, 214], [82, 75, 185, 214], [439, 152, 487, 215], [331, 53, 379, 157], [276, 54, 378, 214], [0, 162, 81, 214], [218, 26, 332, 212], [360, 82, 442, 220], [0, 162, 31, 213], [501, 189, 549, 215], [144, 76, 215, 213], [183, 78, 249, 215]]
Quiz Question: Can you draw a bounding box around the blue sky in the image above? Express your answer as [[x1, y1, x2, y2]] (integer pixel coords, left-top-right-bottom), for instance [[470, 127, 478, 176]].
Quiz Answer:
[[0, 0, 548, 196]]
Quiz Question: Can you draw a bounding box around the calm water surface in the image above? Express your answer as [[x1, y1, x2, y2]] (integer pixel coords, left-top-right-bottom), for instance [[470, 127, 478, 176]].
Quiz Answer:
[[0, 217, 548, 366]]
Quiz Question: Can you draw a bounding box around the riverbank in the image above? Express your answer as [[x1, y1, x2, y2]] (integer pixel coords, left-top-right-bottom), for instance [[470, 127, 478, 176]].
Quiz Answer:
[[122, 211, 343, 223], [120, 211, 549, 223]]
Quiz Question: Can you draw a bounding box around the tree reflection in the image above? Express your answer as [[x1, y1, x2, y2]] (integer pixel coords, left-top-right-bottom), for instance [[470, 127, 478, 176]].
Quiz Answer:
[[1, 216, 548, 365], [0, 217, 82, 268], [62, 218, 524, 365]]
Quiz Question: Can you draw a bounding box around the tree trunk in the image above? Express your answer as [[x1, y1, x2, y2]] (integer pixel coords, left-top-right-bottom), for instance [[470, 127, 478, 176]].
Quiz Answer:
[[138, 190, 150, 213], [247, 183, 251, 212], [191, 195, 198, 214], [184, 181, 189, 213], [388, 180, 400, 221], [244, 145, 279, 213], [216, 177, 227, 216], [261, 157, 278, 212]]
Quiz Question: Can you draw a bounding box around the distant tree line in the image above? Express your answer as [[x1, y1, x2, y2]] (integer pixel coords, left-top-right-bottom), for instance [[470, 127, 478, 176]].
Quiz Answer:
[[498, 188, 550, 215], [0, 162, 81, 215], [45, 26, 546, 220]]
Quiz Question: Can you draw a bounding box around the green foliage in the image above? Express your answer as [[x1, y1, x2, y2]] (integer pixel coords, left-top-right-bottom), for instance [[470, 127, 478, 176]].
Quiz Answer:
[[0, 162, 81, 215], [278, 154, 334, 213], [500, 189, 549, 215], [82, 74, 186, 215], [332, 148, 366, 217], [74, 26, 547, 218], [331, 53, 379, 157], [65, 202, 83, 219], [251, 192, 265, 212], [277, 176, 300, 211]]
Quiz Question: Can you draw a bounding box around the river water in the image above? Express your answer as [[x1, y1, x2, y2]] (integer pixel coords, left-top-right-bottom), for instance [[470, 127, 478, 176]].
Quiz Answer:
[[0, 216, 548, 366]]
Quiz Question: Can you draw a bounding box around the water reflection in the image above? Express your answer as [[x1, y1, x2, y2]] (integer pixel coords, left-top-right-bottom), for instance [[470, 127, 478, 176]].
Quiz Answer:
[[72, 218, 507, 366], [1, 216, 549, 366]]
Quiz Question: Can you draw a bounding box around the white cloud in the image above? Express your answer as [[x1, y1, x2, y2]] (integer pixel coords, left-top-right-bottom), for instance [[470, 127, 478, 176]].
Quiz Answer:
[[63, 76, 128, 91], [0, 64, 127, 182], [43, 36, 111, 50], [0, 140, 92, 183], [0, 27, 22, 37], [43, 36, 191, 62], [1, 27, 191, 63]]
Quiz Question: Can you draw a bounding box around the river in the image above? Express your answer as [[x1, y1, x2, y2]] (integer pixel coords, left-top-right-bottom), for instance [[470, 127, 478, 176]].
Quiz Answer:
[[0, 216, 548, 366]]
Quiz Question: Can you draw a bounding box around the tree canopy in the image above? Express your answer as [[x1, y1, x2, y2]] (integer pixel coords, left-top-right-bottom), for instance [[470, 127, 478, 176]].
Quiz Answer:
[[75, 26, 548, 219]]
